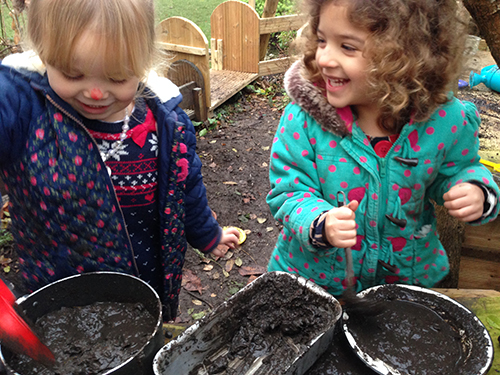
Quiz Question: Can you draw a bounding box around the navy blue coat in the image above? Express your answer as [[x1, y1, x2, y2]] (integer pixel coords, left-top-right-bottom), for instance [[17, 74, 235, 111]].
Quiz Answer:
[[0, 58, 221, 320]]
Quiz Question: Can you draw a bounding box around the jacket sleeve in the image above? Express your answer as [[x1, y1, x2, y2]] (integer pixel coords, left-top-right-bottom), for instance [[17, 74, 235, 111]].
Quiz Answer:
[[0, 66, 33, 165], [266, 103, 337, 253], [177, 108, 222, 252], [426, 99, 500, 224]]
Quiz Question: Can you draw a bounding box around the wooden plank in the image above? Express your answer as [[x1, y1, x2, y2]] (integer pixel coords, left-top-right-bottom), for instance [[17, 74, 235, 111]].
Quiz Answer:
[[259, 15, 308, 34], [434, 288, 500, 299], [157, 42, 207, 56], [463, 218, 500, 252], [157, 17, 211, 108], [458, 255, 500, 291], [209, 70, 258, 111], [259, 57, 292, 76], [211, 1, 260, 73]]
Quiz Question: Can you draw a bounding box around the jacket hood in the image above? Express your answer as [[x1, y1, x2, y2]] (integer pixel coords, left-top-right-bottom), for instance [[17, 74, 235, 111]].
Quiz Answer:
[[284, 59, 351, 136]]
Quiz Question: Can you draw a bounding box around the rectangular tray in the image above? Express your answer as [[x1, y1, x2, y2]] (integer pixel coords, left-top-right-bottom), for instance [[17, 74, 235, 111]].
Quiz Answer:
[[153, 271, 342, 375]]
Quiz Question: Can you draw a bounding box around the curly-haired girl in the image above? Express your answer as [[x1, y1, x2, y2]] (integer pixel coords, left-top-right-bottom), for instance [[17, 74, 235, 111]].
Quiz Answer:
[[267, 0, 499, 296]]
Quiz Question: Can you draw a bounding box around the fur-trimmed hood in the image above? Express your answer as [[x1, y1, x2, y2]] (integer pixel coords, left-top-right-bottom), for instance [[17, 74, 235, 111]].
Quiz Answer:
[[284, 59, 351, 137]]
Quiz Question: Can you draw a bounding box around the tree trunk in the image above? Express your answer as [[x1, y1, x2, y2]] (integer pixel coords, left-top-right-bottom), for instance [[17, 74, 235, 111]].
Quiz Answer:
[[259, 0, 280, 61], [462, 0, 500, 67]]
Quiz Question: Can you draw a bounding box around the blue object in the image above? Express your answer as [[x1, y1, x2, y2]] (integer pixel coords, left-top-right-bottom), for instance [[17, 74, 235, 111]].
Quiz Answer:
[[458, 79, 469, 89], [469, 65, 500, 92]]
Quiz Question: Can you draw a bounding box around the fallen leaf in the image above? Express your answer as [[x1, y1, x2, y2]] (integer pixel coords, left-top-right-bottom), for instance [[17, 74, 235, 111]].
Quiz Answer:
[[261, 146, 270, 151], [261, 162, 268, 167], [223, 181, 238, 185], [244, 229, 252, 235], [209, 140, 217, 144], [191, 311, 206, 320], [235, 258, 243, 267], [192, 299, 203, 306], [209, 162, 217, 168], [210, 293, 217, 297], [232, 148, 238, 153], [257, 217, 267, 224], [182, 269, 203, 294], [266, 227, 274, 232], [223, 251, 233, 260], [238, 265, 266, 276], [213, 272, 220, 279], [247, 275, 258, 284], [225, 259, 235, 272], [223, 270, 230, 278], [203, 264, 214, 271]]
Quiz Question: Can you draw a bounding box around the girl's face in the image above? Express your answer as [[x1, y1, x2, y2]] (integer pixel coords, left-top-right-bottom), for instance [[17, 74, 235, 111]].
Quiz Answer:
[[46, 31, 140, 122], [315, 3, 376, 115]]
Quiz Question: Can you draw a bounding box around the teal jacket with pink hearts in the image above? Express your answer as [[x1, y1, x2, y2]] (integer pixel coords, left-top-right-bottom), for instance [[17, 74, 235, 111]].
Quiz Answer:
[[267, 61, 500, 295]]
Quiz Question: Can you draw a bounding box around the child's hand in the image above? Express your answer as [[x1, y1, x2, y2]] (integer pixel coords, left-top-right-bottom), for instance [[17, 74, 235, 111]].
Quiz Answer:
[[324, 200, 359, 248], [443, 183, 484, 222], [211, 227, 241, 258]]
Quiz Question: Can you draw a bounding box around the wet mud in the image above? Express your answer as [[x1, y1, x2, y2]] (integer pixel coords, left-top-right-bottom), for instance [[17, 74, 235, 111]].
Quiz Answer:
[[8, 301, 156, 375], [154, 273, 341, 375], [305, 324, 377, 375], [192, 277, 338, 374], [343, 285, 491, 375]]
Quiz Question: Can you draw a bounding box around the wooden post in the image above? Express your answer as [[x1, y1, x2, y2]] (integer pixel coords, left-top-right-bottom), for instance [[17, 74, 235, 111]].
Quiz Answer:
[[259, 0, 280, 61], [462, 0, 500, 67], [248, 0, 256, 9]]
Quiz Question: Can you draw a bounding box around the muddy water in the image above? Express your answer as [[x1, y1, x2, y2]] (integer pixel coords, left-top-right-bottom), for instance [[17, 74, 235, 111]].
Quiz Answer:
[[347, 299, 462, 374], [8, 301, 156, 375]]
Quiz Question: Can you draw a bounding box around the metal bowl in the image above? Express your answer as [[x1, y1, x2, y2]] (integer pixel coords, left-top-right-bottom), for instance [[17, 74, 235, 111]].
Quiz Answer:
[[0, 272, 163, 375], [342, 284, 494, 375]]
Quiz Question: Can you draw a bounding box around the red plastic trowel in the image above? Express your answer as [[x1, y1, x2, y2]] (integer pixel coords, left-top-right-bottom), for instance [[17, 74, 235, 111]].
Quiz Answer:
[[0, 278, 55, 367]]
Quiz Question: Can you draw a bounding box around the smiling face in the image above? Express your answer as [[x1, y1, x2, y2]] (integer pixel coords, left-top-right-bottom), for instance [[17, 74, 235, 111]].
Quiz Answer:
[[315, 2, 378, 118], [45, 31, 140, 122]]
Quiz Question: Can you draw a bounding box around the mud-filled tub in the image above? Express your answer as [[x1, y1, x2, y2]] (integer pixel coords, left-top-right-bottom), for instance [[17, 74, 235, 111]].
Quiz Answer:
[[153, 271, 342, 375], [0, 272, 164, 375]]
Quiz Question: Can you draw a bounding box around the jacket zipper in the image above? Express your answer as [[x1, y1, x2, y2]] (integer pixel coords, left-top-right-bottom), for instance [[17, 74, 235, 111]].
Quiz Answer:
[[45, 95, 140, 276]]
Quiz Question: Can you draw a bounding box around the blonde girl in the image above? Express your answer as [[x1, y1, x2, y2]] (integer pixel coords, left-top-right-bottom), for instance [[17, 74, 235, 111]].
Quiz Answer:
[[0, 0, 239, 321]]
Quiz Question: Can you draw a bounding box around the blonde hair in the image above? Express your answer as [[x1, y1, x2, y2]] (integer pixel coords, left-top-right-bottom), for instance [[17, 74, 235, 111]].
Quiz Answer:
[[27, 0, 157, 81], [300, 0, 467, 133]]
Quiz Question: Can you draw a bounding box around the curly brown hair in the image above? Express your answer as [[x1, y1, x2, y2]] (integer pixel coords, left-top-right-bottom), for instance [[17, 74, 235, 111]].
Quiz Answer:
[[300, 0, 467, 133]]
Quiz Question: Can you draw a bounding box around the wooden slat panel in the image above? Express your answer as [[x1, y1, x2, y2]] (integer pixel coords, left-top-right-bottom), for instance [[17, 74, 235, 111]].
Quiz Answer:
[[157, 17, 211, 108], [259, 15, 307, 34], [463, 218, 500, 252], [458, 256, 500, 291], [211, 1, 260, 73]]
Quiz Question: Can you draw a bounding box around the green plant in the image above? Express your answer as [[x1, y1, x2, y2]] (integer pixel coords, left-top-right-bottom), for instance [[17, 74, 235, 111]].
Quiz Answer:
[[0, 0, 26, 59]]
